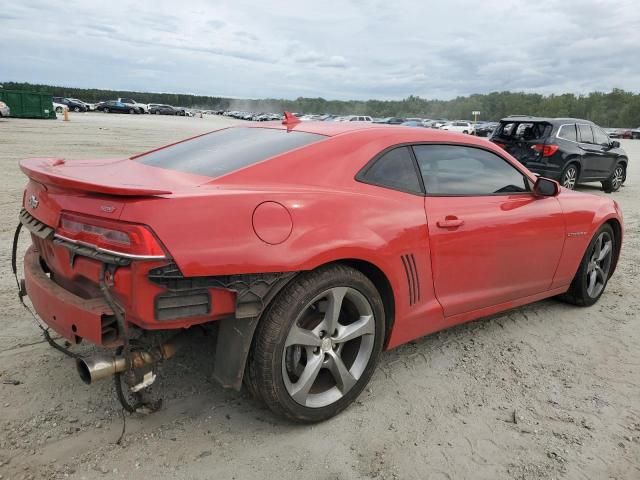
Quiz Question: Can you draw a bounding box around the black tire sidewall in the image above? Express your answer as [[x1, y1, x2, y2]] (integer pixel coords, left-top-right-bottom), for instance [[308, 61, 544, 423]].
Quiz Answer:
[[571, 224, 615, 306], [253, 265, 385, 422]]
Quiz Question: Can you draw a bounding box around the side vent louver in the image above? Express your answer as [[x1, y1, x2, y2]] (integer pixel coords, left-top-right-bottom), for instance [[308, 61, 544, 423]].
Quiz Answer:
[[401, 254, 421, 306]]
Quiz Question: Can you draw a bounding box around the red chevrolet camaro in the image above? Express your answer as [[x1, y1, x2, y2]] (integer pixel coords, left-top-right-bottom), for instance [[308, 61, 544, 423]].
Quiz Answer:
[[15, 115, 623, 422]]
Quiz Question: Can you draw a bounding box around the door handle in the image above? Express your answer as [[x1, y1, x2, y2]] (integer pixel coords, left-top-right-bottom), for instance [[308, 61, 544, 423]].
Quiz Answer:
[[436, 216, 464, 228]]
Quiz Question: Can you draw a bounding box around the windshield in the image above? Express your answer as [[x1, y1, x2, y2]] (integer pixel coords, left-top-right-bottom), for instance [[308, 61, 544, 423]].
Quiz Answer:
[[136, 127, 327, 178]]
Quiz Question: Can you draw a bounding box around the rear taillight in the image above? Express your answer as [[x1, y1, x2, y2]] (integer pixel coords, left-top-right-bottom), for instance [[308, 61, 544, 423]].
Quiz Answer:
[[531, 144, 559, 157], [493, 142, 506, 149], [56, 212, 166, 259]]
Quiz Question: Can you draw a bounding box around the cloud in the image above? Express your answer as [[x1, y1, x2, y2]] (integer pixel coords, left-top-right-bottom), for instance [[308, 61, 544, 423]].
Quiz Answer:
[[0, 0, 639, 100], [207, 19, 226, 30]]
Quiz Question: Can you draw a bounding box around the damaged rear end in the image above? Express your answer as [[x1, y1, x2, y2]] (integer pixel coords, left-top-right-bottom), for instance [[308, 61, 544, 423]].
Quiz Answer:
[[15, 127, 329, 412], [15, 155, 288, 411]]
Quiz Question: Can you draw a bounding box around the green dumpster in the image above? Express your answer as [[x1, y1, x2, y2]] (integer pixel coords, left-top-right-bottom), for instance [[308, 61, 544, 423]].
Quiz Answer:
[[0, 90, 56, 119]]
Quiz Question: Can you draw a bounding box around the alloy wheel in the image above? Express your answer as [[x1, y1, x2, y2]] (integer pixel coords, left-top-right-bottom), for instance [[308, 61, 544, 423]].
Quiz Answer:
[[586, 231, 613, 298], [562, 166, 577, 189], [282, 286, 375, 408], [611, 166, 624, 190]]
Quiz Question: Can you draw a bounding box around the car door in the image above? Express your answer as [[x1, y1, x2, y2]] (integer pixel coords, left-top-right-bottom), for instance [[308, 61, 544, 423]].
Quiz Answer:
[[591, 125, 617, 176], [577, 123, 605, 179], [414, 144, 565, 317]]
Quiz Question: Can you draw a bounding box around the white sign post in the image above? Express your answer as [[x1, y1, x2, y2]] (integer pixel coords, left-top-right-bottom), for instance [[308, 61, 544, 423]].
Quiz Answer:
[[472, 111, 481, 123]]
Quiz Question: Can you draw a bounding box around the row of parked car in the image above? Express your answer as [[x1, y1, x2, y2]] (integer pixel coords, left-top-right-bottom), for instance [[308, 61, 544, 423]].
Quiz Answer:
[[606, 127, 640, 139], [52, 97, 190, 116], [49, 97, 640, 147], [211, 110, 500, 135]]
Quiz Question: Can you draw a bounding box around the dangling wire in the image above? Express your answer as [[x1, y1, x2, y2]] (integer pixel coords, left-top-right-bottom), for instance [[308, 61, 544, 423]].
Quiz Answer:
[[11, 222, 81, 359]]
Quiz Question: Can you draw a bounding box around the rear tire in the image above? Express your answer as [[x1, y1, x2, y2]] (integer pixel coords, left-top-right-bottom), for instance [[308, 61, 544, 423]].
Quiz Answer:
[[561, 163, 579, 190], [248, 265, 385, 423], [558, 224, 615, 307], [602, 163, 625, 193]]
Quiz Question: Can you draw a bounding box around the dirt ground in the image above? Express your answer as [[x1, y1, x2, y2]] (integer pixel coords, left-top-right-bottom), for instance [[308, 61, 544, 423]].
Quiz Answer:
[[0, 113, 638, 480]]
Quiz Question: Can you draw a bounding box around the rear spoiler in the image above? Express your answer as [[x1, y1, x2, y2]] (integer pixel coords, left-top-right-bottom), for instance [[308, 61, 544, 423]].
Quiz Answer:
[[19, 158, 173, 196]]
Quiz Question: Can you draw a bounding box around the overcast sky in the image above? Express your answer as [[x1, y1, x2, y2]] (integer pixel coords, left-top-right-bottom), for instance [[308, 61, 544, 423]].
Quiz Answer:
[[1, 0, 639, 100]]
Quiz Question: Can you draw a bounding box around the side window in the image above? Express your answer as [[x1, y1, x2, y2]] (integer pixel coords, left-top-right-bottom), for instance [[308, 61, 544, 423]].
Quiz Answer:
[[413, 145, 530, 195], [360, 147, 422, 194], [592, 126, 609, 145], [577, 124, 594, 143], [558, 124, 577, 141]]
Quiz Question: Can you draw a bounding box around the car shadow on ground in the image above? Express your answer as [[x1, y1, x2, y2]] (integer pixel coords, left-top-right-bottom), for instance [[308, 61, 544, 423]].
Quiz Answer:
[[117, 295, 568, 430]]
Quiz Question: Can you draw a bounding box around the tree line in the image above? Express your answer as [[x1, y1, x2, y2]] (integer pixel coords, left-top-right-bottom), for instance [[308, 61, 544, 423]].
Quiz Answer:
[[2, 82, 638, 127]]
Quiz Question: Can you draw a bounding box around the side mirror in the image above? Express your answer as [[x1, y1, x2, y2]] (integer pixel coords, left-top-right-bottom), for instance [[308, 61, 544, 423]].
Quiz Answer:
[[611, 140, 620, 148], [533, 177, 560, 197]]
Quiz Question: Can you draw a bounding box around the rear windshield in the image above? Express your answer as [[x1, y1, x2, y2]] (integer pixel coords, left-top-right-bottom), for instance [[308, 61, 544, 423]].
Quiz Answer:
[[137, 127, 326, 177], [492, 121, 552, 142]]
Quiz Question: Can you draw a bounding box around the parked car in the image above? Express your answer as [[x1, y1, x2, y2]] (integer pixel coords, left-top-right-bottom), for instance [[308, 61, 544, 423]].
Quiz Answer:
[[373, 117, 406, 125], [614, 128, 632, 139], [118, 98, 149, 114], [490, 116, 628, 192], [52, 97, 87, 112], [149, 104, 178, 115], [346, 115, 373, 122], [475, 122, 498, 137], [441, 121, 475, 134], [97, 100, 142, 114], [68, 98, 94, 111], [16, 119, 622, 422], [431, 119, 449, 128], [0, 100, 10, 117], [631, 127, 640, 139], [52, 101, 69, 114], [401, 120, 424, 127], [605, 128, 621, 139]]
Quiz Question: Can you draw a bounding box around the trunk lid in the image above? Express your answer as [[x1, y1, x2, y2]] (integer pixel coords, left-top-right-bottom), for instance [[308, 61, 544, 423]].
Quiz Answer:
[[20, 157, 214, 197]]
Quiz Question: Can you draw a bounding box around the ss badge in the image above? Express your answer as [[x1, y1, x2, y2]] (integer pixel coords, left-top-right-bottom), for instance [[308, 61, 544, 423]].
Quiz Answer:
[[28, 194, 39, 209]]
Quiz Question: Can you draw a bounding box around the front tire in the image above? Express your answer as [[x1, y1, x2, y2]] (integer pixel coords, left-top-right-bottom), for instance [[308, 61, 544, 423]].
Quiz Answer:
[[248, 265, 384, 422], [602, 163, 625, 193], [561, 163, 579, 190], [559, 224, 615, 307]]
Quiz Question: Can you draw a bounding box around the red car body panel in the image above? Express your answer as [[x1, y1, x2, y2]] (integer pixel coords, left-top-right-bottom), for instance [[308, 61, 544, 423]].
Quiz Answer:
[[18, 122, 623, 356]]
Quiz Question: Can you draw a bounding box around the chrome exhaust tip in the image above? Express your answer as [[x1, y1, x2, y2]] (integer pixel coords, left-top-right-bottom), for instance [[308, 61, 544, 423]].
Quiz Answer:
[[76, 355, 126, 385]]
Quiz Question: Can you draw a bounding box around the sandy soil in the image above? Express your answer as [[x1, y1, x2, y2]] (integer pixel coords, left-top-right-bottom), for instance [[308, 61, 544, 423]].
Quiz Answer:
[[0, 113, 638, 480]]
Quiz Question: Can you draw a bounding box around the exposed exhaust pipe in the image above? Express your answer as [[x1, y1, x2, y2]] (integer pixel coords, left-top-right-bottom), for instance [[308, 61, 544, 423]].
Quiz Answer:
[[76, 335, 183, 385]]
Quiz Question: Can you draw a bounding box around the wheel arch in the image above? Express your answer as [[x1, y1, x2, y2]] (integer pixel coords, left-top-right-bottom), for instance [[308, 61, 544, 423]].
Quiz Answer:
[[335, 259, 396, 347], [563, 157, 582, 177], [212, 257, 397, 391], [604, 218, 622, 276]]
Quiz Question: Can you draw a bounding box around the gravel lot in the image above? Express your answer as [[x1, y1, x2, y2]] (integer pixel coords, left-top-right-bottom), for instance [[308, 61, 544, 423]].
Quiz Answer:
[[0, 113, 638, 480]]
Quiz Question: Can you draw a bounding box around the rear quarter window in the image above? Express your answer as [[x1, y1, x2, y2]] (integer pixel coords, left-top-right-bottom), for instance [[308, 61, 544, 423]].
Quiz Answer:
[[558, 124, 577, 142], [136, 127, 326, 177]]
